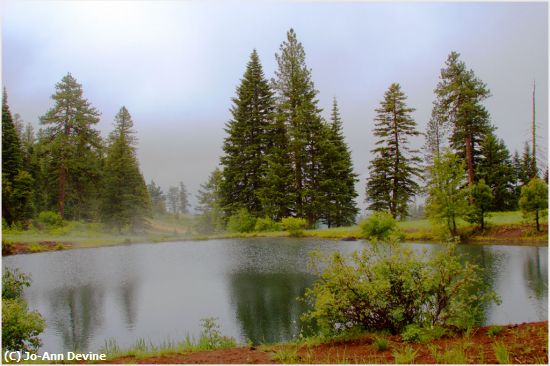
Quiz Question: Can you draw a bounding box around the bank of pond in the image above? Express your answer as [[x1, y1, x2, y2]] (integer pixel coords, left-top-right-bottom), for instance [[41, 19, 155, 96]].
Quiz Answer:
[[2, 237, 547, 360]]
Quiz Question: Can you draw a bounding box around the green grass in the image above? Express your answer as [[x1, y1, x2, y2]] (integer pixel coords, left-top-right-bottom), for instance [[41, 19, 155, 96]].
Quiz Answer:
[[493, 342, 511, 364], [3, 211, 546, 255], [393, 345, 418, 364]]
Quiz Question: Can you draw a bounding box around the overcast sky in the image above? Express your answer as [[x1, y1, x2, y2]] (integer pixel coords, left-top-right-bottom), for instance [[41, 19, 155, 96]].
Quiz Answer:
[[2, 1, 548, 211]]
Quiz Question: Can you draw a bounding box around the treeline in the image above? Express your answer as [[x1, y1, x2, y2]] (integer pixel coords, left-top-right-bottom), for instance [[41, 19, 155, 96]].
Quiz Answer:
[[196, 30, 547, 234], [2, 75, 151, 232], [3, 29, 547, 236]]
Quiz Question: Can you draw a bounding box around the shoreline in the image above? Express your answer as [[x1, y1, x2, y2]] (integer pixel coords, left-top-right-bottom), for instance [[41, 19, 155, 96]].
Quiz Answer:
[[3, 223, 548, 256], [99, 321, 548, 364]]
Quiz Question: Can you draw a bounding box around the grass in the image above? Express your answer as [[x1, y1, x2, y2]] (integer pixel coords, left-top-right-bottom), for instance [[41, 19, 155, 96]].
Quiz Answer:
[[373, 336, 390, 352], [271, 347, 300, 363], [3, 211, 547, 256], [487, 325, 504, 337], [393, 345, 418, 364], [99, 318, 237, 360], [493, 342, 511, 364]]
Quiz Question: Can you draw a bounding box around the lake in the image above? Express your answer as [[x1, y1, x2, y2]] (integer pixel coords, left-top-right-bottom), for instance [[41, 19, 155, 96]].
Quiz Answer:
[[3, 238, 547, 354]]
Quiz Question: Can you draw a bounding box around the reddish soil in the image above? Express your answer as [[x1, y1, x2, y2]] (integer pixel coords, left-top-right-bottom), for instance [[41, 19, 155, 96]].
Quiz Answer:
[[468, 223, 548, 243], [105, 321, 548, 364], [2, 241, 72, 256]]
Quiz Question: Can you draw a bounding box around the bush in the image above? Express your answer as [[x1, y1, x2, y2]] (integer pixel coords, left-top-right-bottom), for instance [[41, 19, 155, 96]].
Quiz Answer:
[[281, 217, 307, 237], [226, 209, 256, 233], [254, 217, 282, 232], [2, 299, 45, 352], [302, 240, 499, 336], [2, 268, 31, 300], [36, 211, 63, 228], [2, 268, 45, 352], [360, 211, 398, 241]]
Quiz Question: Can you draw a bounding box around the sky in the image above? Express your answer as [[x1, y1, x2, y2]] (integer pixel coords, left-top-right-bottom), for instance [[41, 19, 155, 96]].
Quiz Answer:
[[2, 0, 548, 212]]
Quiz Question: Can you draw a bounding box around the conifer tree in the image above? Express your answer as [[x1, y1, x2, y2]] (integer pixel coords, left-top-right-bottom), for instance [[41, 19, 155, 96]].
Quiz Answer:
[[220, 50, 275, 217], [2, 89, 22, 183], [147, 180, 166, 215], [432, 52, 493, 186], [476, 133, 515, 210], [179, 182, 190, 215], [40, 73, 102, 219], [196, 168, 224, 233], [257, 114, 294, 220], [101, 107, 151, 232], [2, 89, 32, 225], [319, 99, 358, 227], [366, 83, 422, 219], [272, 29, 328, 225]]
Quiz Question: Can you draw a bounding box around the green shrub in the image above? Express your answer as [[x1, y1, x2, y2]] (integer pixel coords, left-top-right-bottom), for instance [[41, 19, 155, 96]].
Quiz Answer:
[[281, 217, 307, 237], [401, 324, 449, 343], [2, 268, 31, 300], [37, 211, 63, 228], [302, 240, 499, 336], [254, 217, 282, 232], [2, 299, 45, 352], [2, 268, 45, 352], [227, 209, 257, 233], [360, 211, 398, 240]]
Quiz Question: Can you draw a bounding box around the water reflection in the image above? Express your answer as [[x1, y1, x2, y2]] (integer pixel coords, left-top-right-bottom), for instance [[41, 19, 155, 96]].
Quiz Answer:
[[228, 272, 315, 344], [48, 284, 104, 352]]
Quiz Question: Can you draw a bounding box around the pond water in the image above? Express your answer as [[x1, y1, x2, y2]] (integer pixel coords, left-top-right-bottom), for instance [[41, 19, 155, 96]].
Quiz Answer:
[[3, 238, 548, 354]]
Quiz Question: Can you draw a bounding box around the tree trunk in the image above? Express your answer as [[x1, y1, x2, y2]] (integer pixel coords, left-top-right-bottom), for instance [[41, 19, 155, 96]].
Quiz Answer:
[[58, 164, 66, 219], [465, 135, 475, 186]]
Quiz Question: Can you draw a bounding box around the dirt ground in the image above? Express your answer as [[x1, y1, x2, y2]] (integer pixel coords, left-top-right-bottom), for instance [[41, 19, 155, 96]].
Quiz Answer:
[[105, 321, 548, 364]]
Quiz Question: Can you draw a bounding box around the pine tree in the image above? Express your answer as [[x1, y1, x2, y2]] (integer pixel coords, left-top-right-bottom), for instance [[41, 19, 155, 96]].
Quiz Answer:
[[366, 83, 422, 219], [319, 99, 358, 227], [272, 29, 328, 225], [196, 168, 224, 234], [476, 133, 515, 210], [178, 182, 190, 215], [220, 50, 275, 217], [40, 73, 102, 219], [101, 107, 151, 232], [2, 89, 31, 225], [147, 180, 166, 215], [432, 52, 493, 186], [167, 186, 179, 215], [2, 89, 22, 183], [423, 100, 450, 167], [257, 114, 294, 220]]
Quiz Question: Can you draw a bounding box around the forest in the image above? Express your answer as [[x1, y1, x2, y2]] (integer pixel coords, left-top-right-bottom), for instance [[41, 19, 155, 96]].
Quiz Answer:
[[2, 29, 547, 237]]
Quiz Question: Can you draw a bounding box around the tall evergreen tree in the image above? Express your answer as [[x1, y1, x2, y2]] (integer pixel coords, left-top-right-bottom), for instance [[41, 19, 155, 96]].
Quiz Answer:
[[101, 107, 150, 232], [2, 89, 32, 225], [40, 73, 102, 219], [179, 182, 190, 215], [147, 180, 166, 215], [423, 100, 450, 167], [319, 99, 358, 227], [257, 114, 294, 220], [432, 51, 493, 186], [366, 83, 422, 219], [272, 29, 328, 225], [476, 133, 515, 210], [167, 186, 180, 215], [196, 168, 224, 233], [220, 50, 275, 217], [2, 89, 22, 183]]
